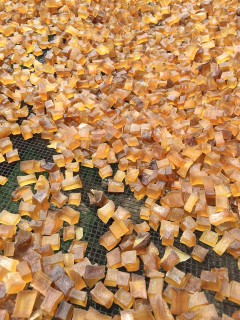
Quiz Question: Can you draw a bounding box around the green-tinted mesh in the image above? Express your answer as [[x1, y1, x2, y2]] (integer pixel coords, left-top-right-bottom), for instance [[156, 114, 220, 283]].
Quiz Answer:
[[0, 134, 239, 317]]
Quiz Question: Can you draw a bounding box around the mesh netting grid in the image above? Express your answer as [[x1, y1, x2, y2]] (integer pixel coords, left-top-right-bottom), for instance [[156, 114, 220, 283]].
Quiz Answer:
[[0, 134, 239, 317]]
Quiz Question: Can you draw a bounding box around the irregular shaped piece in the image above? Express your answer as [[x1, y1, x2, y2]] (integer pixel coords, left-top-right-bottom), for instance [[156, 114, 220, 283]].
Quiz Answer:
[[60, 206, 80, 225], [133, 232, 150, 251], [129, 275, 147, 299], [69, 288, 88, 307], [121, 250, 140, 272], [109, 220, 129, 239], [170, 288, 189, 315], [165, 268, 186, 288], [3, 272, 25, 294], [104, 268, 118, 287], [84, 265, 105, 288], [97, 200, 115, 224], [0, 210, 20, 225], [188, 292, 209, 311], [200, 270, 221, 292], [200, 230, 219, 247], [213, 231, 234, 256], [41, 287, 64, 316], [31, 270, 52, 295], [229, 281, 240, 305], [106, 247, 122, 269], [91, 281, 114, 309], [180, 229, 196, 248], [114, 288, 134, 310], [55, 301, 74, 320], [191, 245, 209, 262], [12, 290, 38, 318]]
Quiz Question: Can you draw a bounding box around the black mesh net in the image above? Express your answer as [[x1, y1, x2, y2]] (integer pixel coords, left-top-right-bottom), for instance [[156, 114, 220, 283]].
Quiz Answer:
[[0, 134, 239, 317]]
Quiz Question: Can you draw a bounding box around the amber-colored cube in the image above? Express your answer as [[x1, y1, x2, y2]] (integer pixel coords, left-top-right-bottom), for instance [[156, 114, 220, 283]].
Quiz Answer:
[[117, 271, 130, 290], [228, 281, 240, 305], [68, 193, 81, 206], [31, 270, 52, 295], [60, 206, 80, 225], [108, 179, 124, 193], [51, 192, 68, 208], [104, 268, 118, 287], [42, 234, 60, 251], [114, 288, 134, 310], [200, 270, 221, 292], [62, 175, 82, 191], [55, 301, 73, 320], [180, 229, 196, 248], [113, 206, 131, 221], [110, 220, 129, 239], [69, 288, 88, 307], [121, 250, 139, 272], [165, 268, 186, 288], [84, 265, 105, 288], [12, 290, 38, 318], [192, 245, 209, 263], [91, 281, 114, 309], [3, 272, 25, 294], [63, 225, 75, 242], [54, 274, 74, 296], [17, 261, 32, 282], [106, 247, 122, 269], [97, 200, 115, 224], [17, 174, 37, 187], [40, 287, 64, 316], [0, 176, 8, 186], [99, 231, 121, 251], [129, 275, 147, 299], [200, 230, 219, 247]]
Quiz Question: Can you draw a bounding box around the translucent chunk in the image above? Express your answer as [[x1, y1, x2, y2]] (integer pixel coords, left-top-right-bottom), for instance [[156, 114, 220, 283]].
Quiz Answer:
[[200, 270, 221, 292], [121, 250, 140, 272], [31, 270, 52, 295], [106, 247, 122, 269], [97, 200, 115, 224], [191, 245, 209, 262], [12, 290, 38, 318], [200, 230, 219, 247], [3, 272, 25, 294], [0, 210, 20, 225], [60, 206, 80, 225], [40, 287, 64, 316], [104, 268, 118, 287], [91, 281, 114, 309], [84, 265, 105, 288], [69, 288, 88, 307], [109, 220, 129, 239]]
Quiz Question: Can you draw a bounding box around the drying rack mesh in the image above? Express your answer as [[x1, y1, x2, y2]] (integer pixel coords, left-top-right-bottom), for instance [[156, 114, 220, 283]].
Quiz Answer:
[[0, 134, 239, 317]]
